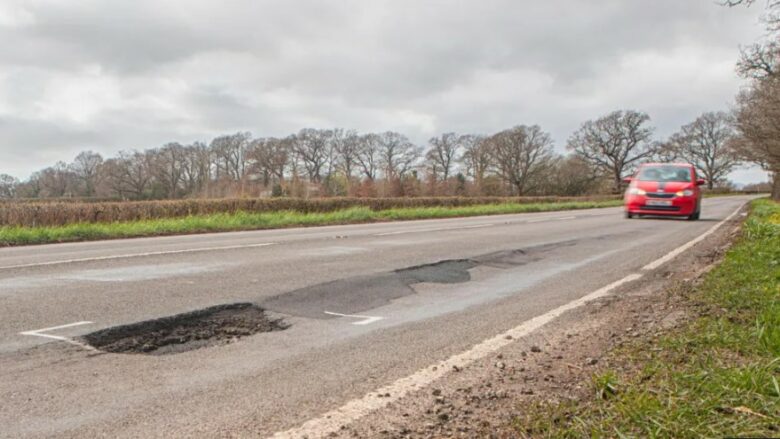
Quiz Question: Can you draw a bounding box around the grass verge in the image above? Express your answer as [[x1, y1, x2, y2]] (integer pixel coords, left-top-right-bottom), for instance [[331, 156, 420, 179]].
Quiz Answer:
[[514, 198, 780, 438], [0, 199, 622, 246]]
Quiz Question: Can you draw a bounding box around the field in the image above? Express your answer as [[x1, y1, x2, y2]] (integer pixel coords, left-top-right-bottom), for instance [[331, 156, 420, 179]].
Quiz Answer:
[[0, 196, 621, 227], [0, 197, 623, 246]]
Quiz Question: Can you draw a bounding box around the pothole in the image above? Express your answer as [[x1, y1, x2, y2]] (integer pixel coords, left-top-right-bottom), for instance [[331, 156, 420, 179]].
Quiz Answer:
[[80, 303, 288, 355]]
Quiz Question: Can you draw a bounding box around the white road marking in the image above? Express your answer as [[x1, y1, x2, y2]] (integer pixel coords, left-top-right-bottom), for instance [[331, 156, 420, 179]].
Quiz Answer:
[[272, 274, 642, 439], [324, 311, 384, 325], [271, 200, 751, 439], [0, 242, 277, 270], [374, 227, 445, 236], [20, 321, 96, 351], [460, 223, 495, 229], [526, 215, 577, 224], [373, 223, 496, 237], [642, 204, 744, 271]]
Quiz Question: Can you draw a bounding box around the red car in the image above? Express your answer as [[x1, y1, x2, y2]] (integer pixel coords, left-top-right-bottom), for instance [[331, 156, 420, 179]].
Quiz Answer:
[[623, 163, 705, 220]]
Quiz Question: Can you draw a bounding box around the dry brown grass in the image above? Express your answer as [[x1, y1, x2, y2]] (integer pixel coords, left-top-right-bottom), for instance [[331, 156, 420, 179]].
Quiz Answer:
[[0, 196, 620, 227]]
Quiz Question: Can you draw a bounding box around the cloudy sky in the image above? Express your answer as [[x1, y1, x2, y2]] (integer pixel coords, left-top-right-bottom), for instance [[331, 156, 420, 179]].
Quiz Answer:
[[0, 0, 771, 184]]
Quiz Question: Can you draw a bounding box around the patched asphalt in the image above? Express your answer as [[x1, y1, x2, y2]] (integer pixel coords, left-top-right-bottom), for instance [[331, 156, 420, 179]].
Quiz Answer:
[[0, 197, 754, 438]]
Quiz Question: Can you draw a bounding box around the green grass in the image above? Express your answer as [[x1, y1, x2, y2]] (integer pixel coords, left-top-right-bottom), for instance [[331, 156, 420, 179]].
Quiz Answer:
[[514, 198, 780, 438], [0, 199, 622, 246]]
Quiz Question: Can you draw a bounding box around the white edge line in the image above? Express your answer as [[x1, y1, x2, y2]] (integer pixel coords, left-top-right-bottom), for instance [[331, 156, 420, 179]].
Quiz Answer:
[[271, 200, 751, 439], [0, 242, 277, 270], [272, 274, 642, 439], [642, 204, 745, 271]]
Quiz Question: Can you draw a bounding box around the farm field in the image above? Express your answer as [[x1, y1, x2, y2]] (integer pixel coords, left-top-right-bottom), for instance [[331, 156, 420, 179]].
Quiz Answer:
[[0, 196, 621, 246]]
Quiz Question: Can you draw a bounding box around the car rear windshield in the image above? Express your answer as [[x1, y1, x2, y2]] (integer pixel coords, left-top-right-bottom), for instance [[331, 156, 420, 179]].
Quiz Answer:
[[637, 165, 691, 182]]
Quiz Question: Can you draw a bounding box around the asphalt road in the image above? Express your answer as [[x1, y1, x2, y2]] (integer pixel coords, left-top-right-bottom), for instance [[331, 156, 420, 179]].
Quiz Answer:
[[0, 196, 751, 438]]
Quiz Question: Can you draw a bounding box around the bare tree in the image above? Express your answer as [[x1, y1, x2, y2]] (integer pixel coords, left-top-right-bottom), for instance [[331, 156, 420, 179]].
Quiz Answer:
[[248, 137, 291, 186], [552, 155, 604, 196], [103, 151, 153, 199], [734, 78, 780, 199], [724, 0, 780, 199], [738, 41, 779, 78], [426, 133, 461, 181], [150, 143, 186, 198], [567, 110, 658, 192], [291, 128, 331, 183], [667, 112, 740, 189], [356, 133, 381, 181], [725, 0, 780, 77], [179, 142, 212, 196], [723, 0, 780, 29], [460, 134, 491, 194], [69, 151, 103, 197], [378, 131, 422, 180], [211, 132, 251, 181], [334, 130, 361, 180], [486, 125, 555, 196], [38, 162, 77, 197], [0, 174, 18, 199]]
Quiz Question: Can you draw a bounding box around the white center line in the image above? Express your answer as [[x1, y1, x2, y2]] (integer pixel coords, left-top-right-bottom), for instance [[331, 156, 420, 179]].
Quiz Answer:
[[19, 321, 96, 351], [526, 215, 577, 223], [0, 242, 277, 270], [373, 223, 496, 237], [459, 223, 495, 229], [374, 227, 448, 236]]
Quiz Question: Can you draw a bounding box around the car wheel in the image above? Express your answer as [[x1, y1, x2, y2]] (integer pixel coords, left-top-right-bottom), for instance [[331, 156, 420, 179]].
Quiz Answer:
[[688, 211, 700, 221], [625, 212, 633, 219]]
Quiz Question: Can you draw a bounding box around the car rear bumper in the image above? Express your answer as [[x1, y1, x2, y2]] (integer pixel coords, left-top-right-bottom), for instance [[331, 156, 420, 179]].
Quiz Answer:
[[624, 195, 698, 216]]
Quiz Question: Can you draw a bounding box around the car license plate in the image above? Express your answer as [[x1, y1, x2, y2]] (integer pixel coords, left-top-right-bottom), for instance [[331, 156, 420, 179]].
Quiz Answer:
[[646, 200, 672, 207]]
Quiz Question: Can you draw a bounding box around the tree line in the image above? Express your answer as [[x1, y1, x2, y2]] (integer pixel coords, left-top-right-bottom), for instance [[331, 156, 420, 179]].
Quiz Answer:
[[0, 109, 749, 200]]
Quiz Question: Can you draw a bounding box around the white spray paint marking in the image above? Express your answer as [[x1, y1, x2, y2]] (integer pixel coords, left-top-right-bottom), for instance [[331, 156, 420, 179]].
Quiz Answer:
[[270, 200, 752, 439], [0, 242, 276, 270], [19, 321, 96, 351], [273, 273, 641, 439], [323, 311, 384, 325], [642, 204, 744, 271]]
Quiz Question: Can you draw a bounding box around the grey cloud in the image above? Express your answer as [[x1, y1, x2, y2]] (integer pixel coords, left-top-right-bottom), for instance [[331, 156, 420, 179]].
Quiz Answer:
[[0, 0, 769, 183]]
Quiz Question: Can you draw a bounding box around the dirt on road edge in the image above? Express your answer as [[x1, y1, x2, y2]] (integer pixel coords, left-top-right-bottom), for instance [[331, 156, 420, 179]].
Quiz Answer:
[[336, 211, 746, 438]]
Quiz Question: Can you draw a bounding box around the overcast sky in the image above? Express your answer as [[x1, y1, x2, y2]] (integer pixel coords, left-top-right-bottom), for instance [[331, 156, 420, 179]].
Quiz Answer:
[[0, 0, 771, 184]]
